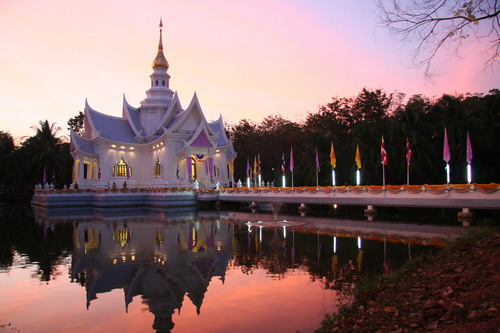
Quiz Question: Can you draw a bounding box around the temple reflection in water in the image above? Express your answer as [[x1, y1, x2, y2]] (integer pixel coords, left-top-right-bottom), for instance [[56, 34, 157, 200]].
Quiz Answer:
[[29, 207, 465, 332], [68, 210, 234, 332]]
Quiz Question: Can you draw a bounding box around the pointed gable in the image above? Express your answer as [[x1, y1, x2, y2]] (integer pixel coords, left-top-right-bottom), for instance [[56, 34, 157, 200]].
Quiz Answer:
[[165, 92, 208, 133], [183, 121, 217, 149], [157, 92, 183, 130], [191, 129, 213, 147], [122, 95, 144, 137]]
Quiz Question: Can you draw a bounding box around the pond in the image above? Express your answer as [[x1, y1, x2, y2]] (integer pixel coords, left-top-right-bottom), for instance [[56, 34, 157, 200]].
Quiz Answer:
[[0, 205, 463, 332]]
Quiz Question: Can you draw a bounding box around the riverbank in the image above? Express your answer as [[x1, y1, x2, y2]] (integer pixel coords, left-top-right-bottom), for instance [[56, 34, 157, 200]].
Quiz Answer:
[[316, 226, 500, 332]]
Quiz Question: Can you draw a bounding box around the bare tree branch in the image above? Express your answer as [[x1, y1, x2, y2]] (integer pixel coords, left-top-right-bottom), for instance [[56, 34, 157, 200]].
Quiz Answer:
[[376, 0, 500, 78]]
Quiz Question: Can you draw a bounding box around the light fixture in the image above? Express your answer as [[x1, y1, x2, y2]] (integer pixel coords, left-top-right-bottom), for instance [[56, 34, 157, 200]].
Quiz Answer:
[[111, 144, 116, 148]]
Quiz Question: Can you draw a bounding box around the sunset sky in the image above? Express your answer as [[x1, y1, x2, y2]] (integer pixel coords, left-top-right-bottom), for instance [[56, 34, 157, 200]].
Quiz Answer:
[[0, 0, 498, 139]]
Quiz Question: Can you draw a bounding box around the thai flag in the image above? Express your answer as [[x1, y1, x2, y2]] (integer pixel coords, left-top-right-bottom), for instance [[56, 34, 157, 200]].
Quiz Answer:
[[406, 138, 412, 166], [281, 153, 285, 174], [381, 136, 388, 166]]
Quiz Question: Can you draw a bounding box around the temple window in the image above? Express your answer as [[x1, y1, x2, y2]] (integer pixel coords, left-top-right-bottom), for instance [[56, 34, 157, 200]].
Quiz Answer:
[[154, 160, 161, 177], [155, 80, 159, 86], [115, 158, 131, 177], [162, 80, 165, 86]]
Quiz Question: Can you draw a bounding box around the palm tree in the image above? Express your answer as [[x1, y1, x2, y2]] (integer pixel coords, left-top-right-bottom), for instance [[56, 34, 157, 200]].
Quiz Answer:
[[21, 120, 66, 187]]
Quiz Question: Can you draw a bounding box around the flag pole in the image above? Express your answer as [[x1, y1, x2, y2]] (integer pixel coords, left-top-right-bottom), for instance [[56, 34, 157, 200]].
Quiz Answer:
[[407, 163, 409, 185], [316, 168, 319, 188], [382, 164, 385, 187]]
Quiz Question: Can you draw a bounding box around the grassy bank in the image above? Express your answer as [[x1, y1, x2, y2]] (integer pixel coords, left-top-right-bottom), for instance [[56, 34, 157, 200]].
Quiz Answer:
[[316, 226, 500, 332]]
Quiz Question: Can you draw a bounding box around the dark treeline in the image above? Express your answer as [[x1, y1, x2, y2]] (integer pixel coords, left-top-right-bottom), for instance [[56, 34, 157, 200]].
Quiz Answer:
[[228, 88, 500, 187], [0, 120, 73, 195]]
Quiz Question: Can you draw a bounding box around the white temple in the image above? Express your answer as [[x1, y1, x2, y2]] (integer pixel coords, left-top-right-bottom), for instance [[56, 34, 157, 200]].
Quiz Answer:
[[70, 20, 236, 189]]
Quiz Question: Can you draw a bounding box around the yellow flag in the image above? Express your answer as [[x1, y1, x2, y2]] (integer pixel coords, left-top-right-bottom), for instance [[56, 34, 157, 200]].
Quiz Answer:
[[330, 142, 336, 168], [355, 144, 361, 169], [231, 159, 234, 174], [253, 156, 257, 176]]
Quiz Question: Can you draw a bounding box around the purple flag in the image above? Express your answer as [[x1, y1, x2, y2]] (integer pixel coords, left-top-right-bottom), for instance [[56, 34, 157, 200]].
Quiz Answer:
[[290, 147, 294, 172], [315, 148, 320, 172], [466, 131, 473, 163], [246, 158, 250, 177], [443, 128, 450, 163]]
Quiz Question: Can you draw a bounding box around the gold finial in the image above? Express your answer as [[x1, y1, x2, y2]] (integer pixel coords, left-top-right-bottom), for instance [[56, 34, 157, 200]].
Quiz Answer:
[[152, 17, 168, 69]]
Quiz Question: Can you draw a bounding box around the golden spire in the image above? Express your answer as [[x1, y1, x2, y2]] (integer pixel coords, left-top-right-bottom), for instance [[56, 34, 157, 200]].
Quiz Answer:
[[152, 17, 169, 69]]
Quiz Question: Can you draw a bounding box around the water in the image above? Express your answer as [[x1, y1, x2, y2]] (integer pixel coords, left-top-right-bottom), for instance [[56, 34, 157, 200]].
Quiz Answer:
[[0, 205, 461, 333]]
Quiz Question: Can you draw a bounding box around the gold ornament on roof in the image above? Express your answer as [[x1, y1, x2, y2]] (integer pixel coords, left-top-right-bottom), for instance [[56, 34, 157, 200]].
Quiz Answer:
[[152, 18, 169, 69]]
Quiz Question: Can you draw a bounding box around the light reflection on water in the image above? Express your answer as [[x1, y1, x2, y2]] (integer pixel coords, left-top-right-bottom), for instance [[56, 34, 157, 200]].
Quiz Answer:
[[0, 206, 464, 332]]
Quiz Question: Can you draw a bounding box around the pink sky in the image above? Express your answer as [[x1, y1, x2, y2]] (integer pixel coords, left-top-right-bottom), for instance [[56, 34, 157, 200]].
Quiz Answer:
[[0, 0, 498, 139]]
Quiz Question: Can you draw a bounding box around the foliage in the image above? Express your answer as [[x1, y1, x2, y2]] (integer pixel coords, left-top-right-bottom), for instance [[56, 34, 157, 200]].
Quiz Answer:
[[1, 121, 73, 193], [228, 88, 500, 186], [67, 111, 85, 136]]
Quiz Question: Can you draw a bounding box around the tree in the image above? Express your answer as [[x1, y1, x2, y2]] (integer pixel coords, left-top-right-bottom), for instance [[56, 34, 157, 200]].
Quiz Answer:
[[376, 0, 500, 77], [0, 131, 17, 190], [67, 111, 85, 136], [21, 120, 68, 187]]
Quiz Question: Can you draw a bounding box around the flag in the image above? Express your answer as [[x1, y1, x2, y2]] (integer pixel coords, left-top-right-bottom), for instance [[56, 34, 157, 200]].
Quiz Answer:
[[127, 165, 130, 180], [406, 138, 412, 166], [281, 153, 286, 174], [246, 158, 250, 177], [330, 142, 336, 168], [98, 166, 101, 179], [355, 145, 361, 169], [231, 159, 234, 175], [176, 161, 180, 179], [254, 156, 257, 178], [290, 147, 294, 172], [466, 131, 473, 163], [258, 154, 261, 175], [443, 127, 450, 163], [381, 135, 387, 166], [315, 148, 320, 172]]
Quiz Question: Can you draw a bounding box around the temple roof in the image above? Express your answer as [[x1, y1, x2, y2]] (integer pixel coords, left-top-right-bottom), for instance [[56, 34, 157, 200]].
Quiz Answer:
[[85, 101, 137, 143], [70, 131, 95, 155], [122, 96, 145, 137]]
